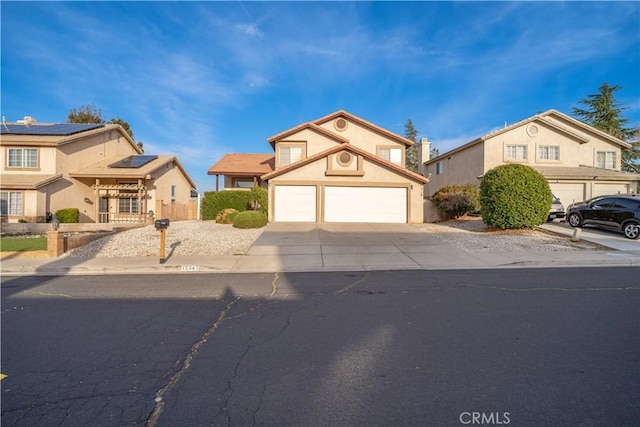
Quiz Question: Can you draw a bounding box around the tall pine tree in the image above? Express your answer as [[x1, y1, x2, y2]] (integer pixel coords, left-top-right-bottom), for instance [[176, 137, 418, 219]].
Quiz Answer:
[[404, 118, 419, 173], [572, 83, 638, 172]]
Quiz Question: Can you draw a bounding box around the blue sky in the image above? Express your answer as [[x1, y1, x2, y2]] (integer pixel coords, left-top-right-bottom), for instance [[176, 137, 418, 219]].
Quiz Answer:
[[2, 1, 639, 192]]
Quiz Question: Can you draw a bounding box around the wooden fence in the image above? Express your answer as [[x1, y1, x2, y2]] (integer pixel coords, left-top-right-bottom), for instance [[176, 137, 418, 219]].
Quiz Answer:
[[156, 200, 198, 221]]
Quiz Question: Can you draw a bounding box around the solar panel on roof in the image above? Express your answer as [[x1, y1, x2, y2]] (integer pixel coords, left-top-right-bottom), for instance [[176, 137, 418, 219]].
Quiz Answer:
[[109, 155, 159, 168], [0, 123, 104, 136]]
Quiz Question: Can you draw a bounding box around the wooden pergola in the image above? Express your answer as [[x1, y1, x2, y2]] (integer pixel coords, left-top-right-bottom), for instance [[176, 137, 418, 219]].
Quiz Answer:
[[91, 178, 148, 223]]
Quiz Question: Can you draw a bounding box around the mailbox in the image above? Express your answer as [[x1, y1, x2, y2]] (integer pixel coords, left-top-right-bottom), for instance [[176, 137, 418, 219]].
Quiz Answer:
[[154, 218, 170, 229]]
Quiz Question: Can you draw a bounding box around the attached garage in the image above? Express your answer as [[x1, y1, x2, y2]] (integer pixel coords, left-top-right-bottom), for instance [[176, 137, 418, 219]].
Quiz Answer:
[[274, 185, 317, 222], [549, 183, 585, 207], [593, 183, 630, 197], [324, 186, 407, 223]]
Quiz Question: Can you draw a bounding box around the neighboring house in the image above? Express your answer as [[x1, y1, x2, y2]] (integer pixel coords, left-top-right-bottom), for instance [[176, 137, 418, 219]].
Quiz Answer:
[[419, 109, 640, 221], [1, 119, 196, 224], [208, 110, 428, 223]]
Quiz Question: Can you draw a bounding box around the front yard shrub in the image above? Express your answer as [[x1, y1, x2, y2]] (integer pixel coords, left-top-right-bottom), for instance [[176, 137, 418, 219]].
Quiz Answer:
[[201, 191, 252, 220], [479, 164, 552, 229], [431, 184, 480, 220], [249, 186, 268, 213], [216, 208, 239, 224], [55, 208, 80, 223], [233, 211, 268, 229]]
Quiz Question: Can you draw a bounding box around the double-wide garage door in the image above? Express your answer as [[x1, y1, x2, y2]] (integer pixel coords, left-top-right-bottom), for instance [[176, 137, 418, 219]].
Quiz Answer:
[[274, 185, 407, 223]]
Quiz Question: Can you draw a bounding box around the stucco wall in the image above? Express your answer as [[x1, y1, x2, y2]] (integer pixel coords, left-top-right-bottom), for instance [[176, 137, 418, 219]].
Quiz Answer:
[[423, 142, 485, 196]]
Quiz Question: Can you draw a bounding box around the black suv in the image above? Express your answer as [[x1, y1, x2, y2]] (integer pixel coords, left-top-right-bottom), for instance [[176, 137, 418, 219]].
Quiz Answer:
[[566, 195, 640, 239]]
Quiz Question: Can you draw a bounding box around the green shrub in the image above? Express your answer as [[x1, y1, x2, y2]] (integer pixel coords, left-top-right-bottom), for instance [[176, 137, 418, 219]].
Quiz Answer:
[[232, 211, 268, 229], [479, 164, 552, 229], [55, 208, 80, 223], [215, 208, 239, 224], [201, 191, 252, 220], [431, 184, 480, 220], [249, 186, 268, 213]]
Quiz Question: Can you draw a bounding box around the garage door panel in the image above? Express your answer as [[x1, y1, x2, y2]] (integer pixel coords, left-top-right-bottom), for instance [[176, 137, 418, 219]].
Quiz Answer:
[[593, 184, 629, 197], [274, 186, 316, 222], [549, 183, 585, 207], [325, 186, 407, 223]]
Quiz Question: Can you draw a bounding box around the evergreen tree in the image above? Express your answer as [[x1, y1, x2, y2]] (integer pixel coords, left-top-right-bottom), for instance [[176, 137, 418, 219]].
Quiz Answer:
[[404, 118, 419, 172], [572, 83, 638, 172], [67, 104, 142, 152]]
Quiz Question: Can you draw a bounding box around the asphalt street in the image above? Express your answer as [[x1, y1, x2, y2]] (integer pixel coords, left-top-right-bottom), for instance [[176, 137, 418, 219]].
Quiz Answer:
[[2, 268, 639, 426]]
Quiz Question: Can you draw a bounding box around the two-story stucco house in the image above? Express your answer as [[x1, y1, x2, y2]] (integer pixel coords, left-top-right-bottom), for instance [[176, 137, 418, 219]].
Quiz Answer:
[[1, 119, 196, 224], [208, 110, 428, 223], [419, 109, 640, 221]]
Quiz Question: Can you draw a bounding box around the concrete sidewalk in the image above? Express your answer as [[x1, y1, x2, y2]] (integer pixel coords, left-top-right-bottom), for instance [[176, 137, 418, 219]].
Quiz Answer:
[[1, 222, 638, 276]]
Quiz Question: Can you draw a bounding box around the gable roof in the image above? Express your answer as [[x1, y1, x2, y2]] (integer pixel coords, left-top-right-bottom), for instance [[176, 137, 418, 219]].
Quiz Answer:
[[207, 153, 275, 176], [0, 173, 63, 190], [314, 110, 416, 147], [69, 154, 197, 189], [267, 122, 350, 148], [266, 110, 415, 149], [260, 142, 428, 184], [424, 109, 630, 166], [0, 123, 143, 153]]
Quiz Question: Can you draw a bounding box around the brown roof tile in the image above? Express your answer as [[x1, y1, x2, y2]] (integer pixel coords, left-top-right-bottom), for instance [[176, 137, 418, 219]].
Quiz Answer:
[[207, 153, 275, 176]]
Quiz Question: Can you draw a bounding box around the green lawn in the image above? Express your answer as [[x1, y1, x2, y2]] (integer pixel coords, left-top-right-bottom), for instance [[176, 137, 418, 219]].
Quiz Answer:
[[0, 237, 47, 252]]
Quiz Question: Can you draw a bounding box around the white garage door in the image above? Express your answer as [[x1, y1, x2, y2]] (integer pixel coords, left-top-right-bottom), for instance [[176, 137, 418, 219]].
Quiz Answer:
[[274, 186, 316, 222], [549, 183, 585, 207], [324, 186, 407, 223], [593, 183, 629, 197]]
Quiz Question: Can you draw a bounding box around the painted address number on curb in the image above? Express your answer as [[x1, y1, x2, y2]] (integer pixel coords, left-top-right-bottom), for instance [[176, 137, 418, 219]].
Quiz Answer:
[[182, 265, 200, 272]]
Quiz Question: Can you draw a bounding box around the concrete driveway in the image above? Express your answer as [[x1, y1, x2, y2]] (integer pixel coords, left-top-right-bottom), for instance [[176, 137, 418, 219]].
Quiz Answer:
[[541, 221, 640, 252], [235, 222, 488, 271]]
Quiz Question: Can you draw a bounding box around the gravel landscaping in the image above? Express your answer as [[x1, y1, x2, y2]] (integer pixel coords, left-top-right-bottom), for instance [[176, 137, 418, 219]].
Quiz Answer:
[[54, 216, 601, 259]]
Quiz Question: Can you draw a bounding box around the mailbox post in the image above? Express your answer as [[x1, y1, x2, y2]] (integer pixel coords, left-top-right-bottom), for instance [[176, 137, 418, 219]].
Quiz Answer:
[[154, 218, 170, 263]]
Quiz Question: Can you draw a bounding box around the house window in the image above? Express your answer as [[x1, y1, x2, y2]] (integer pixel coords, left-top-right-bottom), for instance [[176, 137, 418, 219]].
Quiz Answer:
[[171, 185, 176, 203], [538, 145, 560, 161], [596, 151, 616, 169], [0, 191, 23, 216], [436, 161, 444, 175], [505, 144, 528, 160], [379, 147, 402, 165], [234, 179, 254, 188], [7, 148, 38, 168], [279, 146, 303, 166], [118, 182, 139, 214]]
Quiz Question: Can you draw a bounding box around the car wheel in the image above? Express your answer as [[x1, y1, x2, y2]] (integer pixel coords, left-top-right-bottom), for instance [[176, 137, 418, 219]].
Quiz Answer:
[[567, 212, 582, 228], [622, 222, 640, 240]]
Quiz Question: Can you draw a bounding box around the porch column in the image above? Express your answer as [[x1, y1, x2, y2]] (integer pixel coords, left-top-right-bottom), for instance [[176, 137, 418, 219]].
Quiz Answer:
[[216, 174, 219, 192], [94, 179, 100, 223], [137, 179, 143, 223]]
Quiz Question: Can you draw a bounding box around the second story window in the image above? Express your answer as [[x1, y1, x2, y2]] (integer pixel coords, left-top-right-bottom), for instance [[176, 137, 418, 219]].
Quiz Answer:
[[379, 147, 402, 165], [505, 144, 527, 161], [436, 161, 444, 175], [596, 151, 616, 169], [279, 146, 303, 166], [538, 145, 560, 161], [7, 148, 38, 168]]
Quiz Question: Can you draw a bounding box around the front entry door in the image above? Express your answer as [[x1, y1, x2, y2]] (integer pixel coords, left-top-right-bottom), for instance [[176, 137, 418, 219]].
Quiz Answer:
[[99, 197, 109, 223]]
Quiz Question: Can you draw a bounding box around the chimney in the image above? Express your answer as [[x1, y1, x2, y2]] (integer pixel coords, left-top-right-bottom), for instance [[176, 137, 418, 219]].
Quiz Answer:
[[418, 137, 431, 176]]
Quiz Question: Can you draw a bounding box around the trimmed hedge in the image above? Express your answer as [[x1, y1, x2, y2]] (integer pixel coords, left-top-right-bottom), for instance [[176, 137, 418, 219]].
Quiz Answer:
[[431, 184, 480, 220], [233, 211, 268, 229], [216, 208, 239, 224], [55, 208, 80, 223], [479, 164, 552, 229], [201, 191, 253, 220]]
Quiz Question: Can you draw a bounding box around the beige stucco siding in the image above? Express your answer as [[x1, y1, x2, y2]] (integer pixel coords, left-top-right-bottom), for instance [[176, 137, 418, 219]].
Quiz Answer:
[[268, 155, 424, 223], [58, 130, 138, 173], [424, 142, 485, 196], [316, 119, 406, 155], [0, 146, 57, 175]]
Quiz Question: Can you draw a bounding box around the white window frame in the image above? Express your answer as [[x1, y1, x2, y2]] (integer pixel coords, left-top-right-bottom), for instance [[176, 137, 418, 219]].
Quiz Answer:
[[0, 191, 23, 216], [596, 151, 616, 169], [279, 146, 303, 166], [7, 148, 38, 168], [118, 182, 139, 214], [538, 145, 560, 161], [505, 144, 528, 161], [379, 147, 403, 165]]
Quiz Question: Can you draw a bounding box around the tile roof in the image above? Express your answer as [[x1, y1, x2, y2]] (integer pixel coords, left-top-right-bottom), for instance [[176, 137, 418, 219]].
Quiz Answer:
[[0, 173, 63, 190], [207, 153, 275, 176], [533, 165, 640, 181]]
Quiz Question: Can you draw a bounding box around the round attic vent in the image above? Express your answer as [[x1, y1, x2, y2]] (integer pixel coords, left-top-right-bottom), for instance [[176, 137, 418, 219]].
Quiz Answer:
[[527, 124, 539, 137], [337, 151, 353, 167], [334, 118, 348, 132]]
